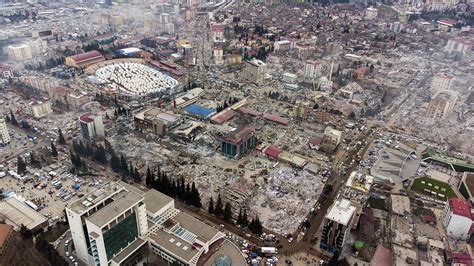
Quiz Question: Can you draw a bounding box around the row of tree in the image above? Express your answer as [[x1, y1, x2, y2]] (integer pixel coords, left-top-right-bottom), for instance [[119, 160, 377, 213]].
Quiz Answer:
[[215, 97, 240, 112], [145, 167, 202, 208], [208, 194, 263, 235]]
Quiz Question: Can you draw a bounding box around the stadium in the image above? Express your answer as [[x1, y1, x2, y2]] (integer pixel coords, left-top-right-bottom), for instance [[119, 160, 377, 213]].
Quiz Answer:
[[94, 62, 178, 98]]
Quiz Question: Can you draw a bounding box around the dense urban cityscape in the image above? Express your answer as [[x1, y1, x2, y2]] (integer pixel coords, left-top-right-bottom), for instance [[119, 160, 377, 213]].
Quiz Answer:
[[0, 0, 473, 265]]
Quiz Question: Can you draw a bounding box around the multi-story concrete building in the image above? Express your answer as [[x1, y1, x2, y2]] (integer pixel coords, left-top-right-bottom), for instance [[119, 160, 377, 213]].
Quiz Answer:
[[365, 7, 378, 20], [323, 126, 342, 146], [19, 75, 60, 92], [442, 198, 473, 240], [79, 113, 105, 141], [4, 44, 33, 61], [134, 108, 183, 136], [320, 199, 356, 253], [444, 37, 473, 55], [66, 182, 245, 266], [0, 118, 10, 144], [244, 59, 267, 84], [28, 98, 53, 118], [145, 190, 239, 266], [213, 46, 224, 65], [430, 74, 453, 91], [304, 60, 325, 80], [4, 39, 46, 61], [274, 40, 292, 52], [426, 91, 458, 119], [210, 24, 225, 42], [67, 92, 90, 109], [66, 182, 149, 266], [218, 125, 258, 159]]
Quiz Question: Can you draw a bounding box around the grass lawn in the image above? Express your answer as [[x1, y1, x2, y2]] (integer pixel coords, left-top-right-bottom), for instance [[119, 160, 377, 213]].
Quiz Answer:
[[367, 197, 388, 211], [411, 176, 456, 201]]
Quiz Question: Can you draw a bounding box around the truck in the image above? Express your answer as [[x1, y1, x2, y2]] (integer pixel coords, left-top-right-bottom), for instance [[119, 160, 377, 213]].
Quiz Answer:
[[261, 247, 278, 254]]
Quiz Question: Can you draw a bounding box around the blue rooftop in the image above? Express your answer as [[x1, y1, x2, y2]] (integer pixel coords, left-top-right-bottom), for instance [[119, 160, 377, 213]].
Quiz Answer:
[[184, 104, 216, 118]]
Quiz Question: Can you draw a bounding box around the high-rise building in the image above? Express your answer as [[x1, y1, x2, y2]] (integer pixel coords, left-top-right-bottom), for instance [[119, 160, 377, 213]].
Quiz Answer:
[[444, 37, 473, 56], [426, 91, 458, 119], [365, 7, 378, 20], [65, 182, 149, 266], [442, 198, 473, 240], [244, 59, 267, 84], [79, 113, 105, 141], [0, 118, 11, 144], [3, 39, 47, 61], [320, 199, 355, 253], [4, 44, 32, 61], [66, 182, 245, 266], [430, 74, 453, 91], [304, 60, 324, 80]]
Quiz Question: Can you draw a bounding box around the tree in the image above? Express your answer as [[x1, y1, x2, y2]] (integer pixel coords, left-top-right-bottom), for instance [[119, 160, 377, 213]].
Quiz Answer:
[[215, 194, 223, 217], [58, 128, 66, 145], [242, 209, 249, 227], [249, 216, 263, 235], [20, 224, 32, 239], [237, 207, 243, 225], [190, 182, 202, 208], [110, 152, 120, 171], [145, 167, 154, 187], [133, 167, 141, 183], [348, 111, 356, 120], [208, 196, 215, 214], [10, 109, 17, 126], [223, 202, 232, 222], [120, 154, 128, 173], [51, 142, 58, 157], [17, 157, 27, 175]]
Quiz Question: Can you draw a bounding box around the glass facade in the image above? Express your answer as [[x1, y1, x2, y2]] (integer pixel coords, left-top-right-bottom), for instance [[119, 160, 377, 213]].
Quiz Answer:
[[103, 212, 138, 260]]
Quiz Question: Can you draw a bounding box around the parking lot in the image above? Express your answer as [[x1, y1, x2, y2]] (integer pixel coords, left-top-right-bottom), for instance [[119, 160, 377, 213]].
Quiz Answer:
[[0, 160, 106, 221], [0, 125, 36, 163]]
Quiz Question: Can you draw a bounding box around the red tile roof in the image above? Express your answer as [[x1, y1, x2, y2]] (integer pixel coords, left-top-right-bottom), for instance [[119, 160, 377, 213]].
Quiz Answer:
[[264, 145, 283, 158], [79, 112, 93, 123], [211, 109, 237, 124], [211, 24, 225, 32], [448, 198, 473, 220], [452, 252, 472, 266], [70, 50, 104, 64], [0, 224, 13, 247], [238, 107, 262, 117], [262, 113, 289, 125]]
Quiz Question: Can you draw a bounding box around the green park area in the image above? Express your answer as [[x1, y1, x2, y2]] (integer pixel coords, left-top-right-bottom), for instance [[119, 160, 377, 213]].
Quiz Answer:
[[411, 176, 456, 201]]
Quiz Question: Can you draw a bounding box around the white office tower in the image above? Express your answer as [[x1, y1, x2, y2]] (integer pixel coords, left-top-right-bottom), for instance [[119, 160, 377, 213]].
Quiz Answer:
[[0, 118, 10, 144], [79, 113, 105, 141], [66, 182, 149, 266], [320, 199, 355, 254]]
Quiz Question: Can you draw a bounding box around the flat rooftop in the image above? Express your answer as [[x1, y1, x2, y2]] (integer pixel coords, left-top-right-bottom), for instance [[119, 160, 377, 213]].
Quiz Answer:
[[326, 199, 355, 226], [111, 238, 147, 264], [149, 227, 199, 263], [87, 190, 143, 228], [0, 197, 47, 230], [143, 190, 173, 215], [68, 182, 123, 214], [173, 212, 220, 242]]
